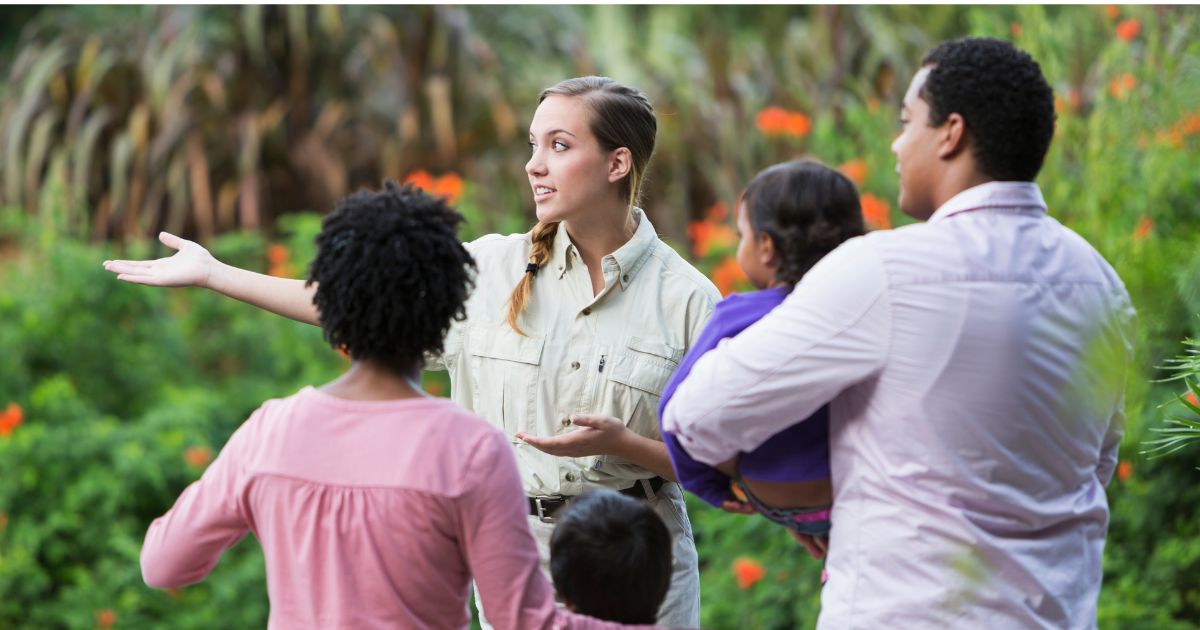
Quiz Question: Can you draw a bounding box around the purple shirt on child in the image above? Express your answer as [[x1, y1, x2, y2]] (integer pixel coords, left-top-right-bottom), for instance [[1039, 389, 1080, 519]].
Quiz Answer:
[[658, 287, 830, 508]]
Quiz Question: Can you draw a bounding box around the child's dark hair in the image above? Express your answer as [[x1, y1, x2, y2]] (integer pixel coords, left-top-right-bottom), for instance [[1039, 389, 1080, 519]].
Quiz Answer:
[[549, 490, 672, 624], [742, 159, 865, 287], [306, 180, 476, 372]]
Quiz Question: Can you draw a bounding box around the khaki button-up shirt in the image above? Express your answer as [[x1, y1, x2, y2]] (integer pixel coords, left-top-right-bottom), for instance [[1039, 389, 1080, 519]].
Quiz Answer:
[[430, 209, 720, 496]]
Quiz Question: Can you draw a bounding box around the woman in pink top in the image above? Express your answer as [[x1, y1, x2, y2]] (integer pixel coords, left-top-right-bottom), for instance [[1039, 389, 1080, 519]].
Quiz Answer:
[[140, 183, 650, 630]]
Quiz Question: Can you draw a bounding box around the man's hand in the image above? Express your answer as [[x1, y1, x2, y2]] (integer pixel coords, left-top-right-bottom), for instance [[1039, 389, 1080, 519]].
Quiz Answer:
[[719, 499, 757, 515], [515, 414, 630, 458]]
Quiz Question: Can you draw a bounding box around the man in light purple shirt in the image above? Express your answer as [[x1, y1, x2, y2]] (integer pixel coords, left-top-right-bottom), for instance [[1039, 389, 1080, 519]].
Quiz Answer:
[[664, 38, 1135, 628]]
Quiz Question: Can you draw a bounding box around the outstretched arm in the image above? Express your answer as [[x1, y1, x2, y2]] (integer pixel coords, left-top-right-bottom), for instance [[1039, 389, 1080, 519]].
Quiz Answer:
[[103, 232, 321, 326]]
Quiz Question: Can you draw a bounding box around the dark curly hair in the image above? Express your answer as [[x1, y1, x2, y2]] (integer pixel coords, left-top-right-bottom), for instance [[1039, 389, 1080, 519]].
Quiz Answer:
[[742, 160, 865, 287], [306, 180, 476, 372], [550, 490, 672, 624], [920, 37, 1056, 182]]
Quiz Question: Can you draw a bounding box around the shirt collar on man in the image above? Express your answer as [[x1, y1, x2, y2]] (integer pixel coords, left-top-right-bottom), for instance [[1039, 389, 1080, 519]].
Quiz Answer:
[[549, 208, 658, 289], [927, 181, 1047, 224]]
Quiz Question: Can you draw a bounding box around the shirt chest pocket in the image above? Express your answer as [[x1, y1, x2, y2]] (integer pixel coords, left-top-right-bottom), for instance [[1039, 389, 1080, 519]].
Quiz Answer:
[[607, 337, 683, 440], [467, 323, 544, 434]]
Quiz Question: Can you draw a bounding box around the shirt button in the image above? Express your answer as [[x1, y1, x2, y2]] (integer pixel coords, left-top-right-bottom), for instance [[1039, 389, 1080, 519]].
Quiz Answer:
[[622, 274, 629, 282], [570, 361, 580, 370], [582, 308, 591, 315], [565, 472, 577, 482], [561, 417, 572, 427]]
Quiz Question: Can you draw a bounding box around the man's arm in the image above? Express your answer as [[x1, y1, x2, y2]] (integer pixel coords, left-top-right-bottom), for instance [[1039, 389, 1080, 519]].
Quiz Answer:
[[663, 236, 891, 466]]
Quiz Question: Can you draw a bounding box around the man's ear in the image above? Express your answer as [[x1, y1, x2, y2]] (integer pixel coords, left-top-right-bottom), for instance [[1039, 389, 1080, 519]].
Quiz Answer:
[[937, 112, 969, 160], [758, 232, 778, 268], [608, 147, 632, 184]]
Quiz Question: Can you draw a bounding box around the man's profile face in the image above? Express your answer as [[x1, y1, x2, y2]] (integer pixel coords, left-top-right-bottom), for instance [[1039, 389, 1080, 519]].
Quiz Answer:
[[891, 67, 941, 221]]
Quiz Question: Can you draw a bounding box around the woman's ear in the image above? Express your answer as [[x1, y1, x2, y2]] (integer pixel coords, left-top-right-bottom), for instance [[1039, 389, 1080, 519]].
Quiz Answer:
[[607, 147, 632, 184]]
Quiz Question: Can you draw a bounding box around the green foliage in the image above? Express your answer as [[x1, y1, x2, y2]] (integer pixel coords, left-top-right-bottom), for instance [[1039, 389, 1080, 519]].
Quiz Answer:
[[1, 5, 1199, 629]]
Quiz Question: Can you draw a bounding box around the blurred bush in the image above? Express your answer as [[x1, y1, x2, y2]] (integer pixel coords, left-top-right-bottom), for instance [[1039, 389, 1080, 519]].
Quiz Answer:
[[1, 4, 1199, 629]]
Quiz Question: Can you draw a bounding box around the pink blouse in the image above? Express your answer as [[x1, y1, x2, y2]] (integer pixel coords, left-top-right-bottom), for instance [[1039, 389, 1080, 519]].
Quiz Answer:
[[141, 386, 651, 629]]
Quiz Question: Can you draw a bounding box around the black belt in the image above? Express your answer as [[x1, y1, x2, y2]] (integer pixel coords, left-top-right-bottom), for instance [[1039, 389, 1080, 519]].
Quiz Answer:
[[527, 477, 667, 522]]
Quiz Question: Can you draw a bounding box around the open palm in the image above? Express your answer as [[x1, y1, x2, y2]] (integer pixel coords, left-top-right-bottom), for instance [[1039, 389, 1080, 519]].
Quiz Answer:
[[102, 232, 216, 288]]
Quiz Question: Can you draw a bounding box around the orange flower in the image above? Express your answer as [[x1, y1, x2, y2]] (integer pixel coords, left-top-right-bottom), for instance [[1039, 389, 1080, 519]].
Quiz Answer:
[[756, 106, 811, 138], [1186, 391, 1198, 408], [785, 112, 812, 137], [1108, 74, 1136, 100], [0, 403, 23, 438], [1105, 5, 1119, 20], [706, 201, 729, 222], [1133, 216, 1152, 241], [755, 106, 790, 135], [267, 244, 289, 265], [1010, 22, 1023, 39], [425, 380, 444, 397], [184, 446, 213, 468], [712, 257, 748, 297], [732, 557, 766, 589], [95, 609, 116, 629], [860, 193, 892, 230], [687, 220, 737, 258], [1117, 460, 1132, 482], [1116, 18, 1140, 42], [839, 159, 868, 185], [404, 170, 464, 205]]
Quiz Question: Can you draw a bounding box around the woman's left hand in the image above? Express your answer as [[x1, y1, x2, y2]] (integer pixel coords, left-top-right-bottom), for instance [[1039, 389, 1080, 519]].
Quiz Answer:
[[516, 414, 629, 458]]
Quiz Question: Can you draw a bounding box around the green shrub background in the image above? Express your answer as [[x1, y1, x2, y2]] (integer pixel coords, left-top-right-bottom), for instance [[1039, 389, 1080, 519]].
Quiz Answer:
[[1, 5, 1199, 629]]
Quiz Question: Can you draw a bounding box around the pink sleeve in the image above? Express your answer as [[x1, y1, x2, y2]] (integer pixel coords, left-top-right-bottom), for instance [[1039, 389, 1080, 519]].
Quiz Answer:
[[140, 410, 258, 588], [458, 430, 662, 630]]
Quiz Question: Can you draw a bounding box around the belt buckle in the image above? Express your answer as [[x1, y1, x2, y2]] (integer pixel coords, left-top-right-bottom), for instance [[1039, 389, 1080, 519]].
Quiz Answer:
[[532, 495, 562, 523]]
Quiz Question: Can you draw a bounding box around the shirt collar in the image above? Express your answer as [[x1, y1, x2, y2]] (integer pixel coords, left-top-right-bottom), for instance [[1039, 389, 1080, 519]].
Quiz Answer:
[[927, 181, 1047, 224], [550, 208, 658, 289]]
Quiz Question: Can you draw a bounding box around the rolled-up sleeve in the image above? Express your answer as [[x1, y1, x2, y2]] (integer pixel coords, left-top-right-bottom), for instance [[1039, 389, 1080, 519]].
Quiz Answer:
[[141, 411, 258, 588], [662, 236, 891, 466]]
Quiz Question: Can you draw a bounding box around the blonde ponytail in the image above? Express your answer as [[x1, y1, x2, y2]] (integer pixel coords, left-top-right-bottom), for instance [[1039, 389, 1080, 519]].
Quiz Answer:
[[505, 221, 559, 335]]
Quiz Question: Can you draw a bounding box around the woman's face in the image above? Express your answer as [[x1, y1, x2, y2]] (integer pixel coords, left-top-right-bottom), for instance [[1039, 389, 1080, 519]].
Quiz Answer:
[[525, 95, 620, 224]]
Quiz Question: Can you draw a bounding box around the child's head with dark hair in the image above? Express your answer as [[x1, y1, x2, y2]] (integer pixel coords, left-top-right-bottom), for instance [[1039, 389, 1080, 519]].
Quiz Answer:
[[919, 37, 1056, 183], [549, 490, 672, 624], [737, 160, 865, 290], [306, 180, 476, 374]]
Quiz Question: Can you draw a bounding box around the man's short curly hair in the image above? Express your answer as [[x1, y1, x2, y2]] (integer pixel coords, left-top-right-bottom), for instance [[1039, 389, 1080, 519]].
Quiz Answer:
[[920, 37, 1056, 182], [306, 181, 475, 371]]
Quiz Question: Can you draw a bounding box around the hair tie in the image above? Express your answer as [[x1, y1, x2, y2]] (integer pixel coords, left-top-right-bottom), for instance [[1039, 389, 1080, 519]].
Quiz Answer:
[[525, 262, 539, 275]]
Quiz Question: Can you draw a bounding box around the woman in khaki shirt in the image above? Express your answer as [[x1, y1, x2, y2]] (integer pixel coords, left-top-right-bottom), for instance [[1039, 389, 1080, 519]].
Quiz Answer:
[[104, 76, 718, 627]]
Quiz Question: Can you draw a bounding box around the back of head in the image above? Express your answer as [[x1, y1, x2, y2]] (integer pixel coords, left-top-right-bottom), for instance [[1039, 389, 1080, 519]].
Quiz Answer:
[[549, 490, 672, 624], [307, 181, 476, 373], [919, 37, 1056, 182], [742, 159, 865, 286]]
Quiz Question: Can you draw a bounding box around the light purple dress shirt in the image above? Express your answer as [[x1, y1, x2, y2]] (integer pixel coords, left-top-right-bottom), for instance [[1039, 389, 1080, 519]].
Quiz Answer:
[[663, 182, 1136, 628]]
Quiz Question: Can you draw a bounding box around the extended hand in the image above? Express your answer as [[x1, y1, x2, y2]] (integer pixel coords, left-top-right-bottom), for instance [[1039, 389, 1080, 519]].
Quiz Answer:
[[515, 414, 629, 458], [103, 232, 217, 288]]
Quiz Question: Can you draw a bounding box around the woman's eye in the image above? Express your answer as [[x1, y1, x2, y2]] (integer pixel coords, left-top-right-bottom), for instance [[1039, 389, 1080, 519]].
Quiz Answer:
[[528, 141, 536, 151], [553, 140, 568, 151]]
